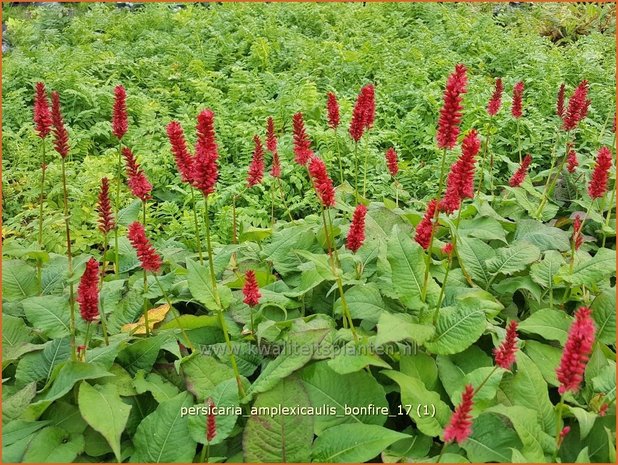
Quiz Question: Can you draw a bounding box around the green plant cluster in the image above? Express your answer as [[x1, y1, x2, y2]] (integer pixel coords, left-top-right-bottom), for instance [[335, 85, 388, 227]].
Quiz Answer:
[[2, 2, 616, 464]]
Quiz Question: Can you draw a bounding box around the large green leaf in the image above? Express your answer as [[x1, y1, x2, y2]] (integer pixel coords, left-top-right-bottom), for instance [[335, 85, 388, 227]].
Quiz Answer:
[[3, 260, 38, 302], [382, 370, 450, 437], [243, 376, 313, 462], [530, 250, 565, 289], [559, 248, 615, 287], [386, 226, 439, 308], [78, 382, 131, 462], [117, 334, 171, 375], [591, 287, 616, 345], [245, 352, 313, 400], [462, 412, 523, 462], [300, 361, 388, 434], [333, 283, 385, 325], [21, 427, 84, 462], [518, 308, 572, 344], [485, 242, 540, 277], [459, 216, 508, 244], [374, 311, 435, 346], [16, 338, 71, 388], [523, 340, 561, 387], [1, 420, 50, 462], [2, 315, 34, 364], [186, 258, 233, 311], [456, 236, 495, 288], [131, 392, 196, 462], [40, 362, 113, 404], [424, 303, 486, 355], [263, 225, 318, 276], [134, 370, 180, 403], [312, 424, 409, 463], [181, 353, 235, 402], [22, 296, 71, 339], [514, 219, 570, 252]]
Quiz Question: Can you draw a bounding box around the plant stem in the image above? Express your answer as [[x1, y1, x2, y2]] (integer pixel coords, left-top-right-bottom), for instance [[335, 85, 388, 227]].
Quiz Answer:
[[199, 442, 210, 463], [334, 128, 344, 184], [434, 206, 463, 323], [142, 201, 150, 337], [354, 142, 359, 202], [394, 179, 399, 208], [473, 365, 498, 396], [190, 187, 204, 265], [276, 178, 294, 222], [477, 122, 490, 197], [363, 138, 369, 198], [37, 140, 47, 294], [270, 180, 276, 228], [601, 182, 615, 249], [61, 158, 77, 361], [436, 442, 447, 463], [98, 233, 110, 346], [113, 140, 123, 276], [538, 131, 561, 212], [153, 274, 194, 351], [536, 132, 570, 218], [553, 394, 566, 462], [516, 118, 522, 163], [204, 194, 245, 399]]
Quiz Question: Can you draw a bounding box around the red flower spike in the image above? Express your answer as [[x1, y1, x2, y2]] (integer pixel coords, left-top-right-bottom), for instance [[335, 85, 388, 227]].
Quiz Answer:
[[414, 199, 437, 250], [293, 112, 313, 165], [487, 77, 503, 116], [206, 398, 217, 443], [436, 64, 468, 149], [588, 146, 613, 199], [442, 242, 453, 255], [385, 148, 399, 177], [167, 121, 194, 185], [266, 117, 277, 153], [308, 156, 336, 208], [361, 84, 375, 130], [566, 146, 578, 173], [508, 154, 532, 187], [77, 258, 100, 322], [439, 129, 481, 214], [327, 92, 340, 129], [97, 177, 115, 234], [34, 82, 53, 139], [127, 222, 162, 273], [349, 84, 375, 142], [572, 215, 584, 251], [443, 384, 474, 444], [557, 83, 566, 120], [51, 91, 70, 158], [556, 306, 596, 394], [563, 80, 590, 132], [493, 320, 519, 370], [511, 81, 524, 119], [346, 204, 368, 253], [247, 135, 265, 187], [194, 109, 219, 196], [242, 270, 261, 307], [122, 147, 152, 202], [599, 403, 609, 417], [112, 85, 128, 140]]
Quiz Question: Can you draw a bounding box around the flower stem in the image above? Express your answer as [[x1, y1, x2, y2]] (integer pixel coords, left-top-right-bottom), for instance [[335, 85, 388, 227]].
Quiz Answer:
[[190, 187, 204, 265], [153, 273, 194, 351], [61, 158, 77, 361], [536, 132, 570, 218], [473, 365, 498, 396], [434, 206, 463, 324], [113, 140, 123, 276], [334, 128, 344, 184], [98, 233, 110, 346], [516, 118, 522, 163], [37, 140, 47, 294], [363, 138, 369, 198], [204, 194, 245, 399], [354, 142, 359, 202], [276, 178, 294, 222], [553, 394, 566, 462], [477, 122, 490, 196], [142, 201, 150, 337]]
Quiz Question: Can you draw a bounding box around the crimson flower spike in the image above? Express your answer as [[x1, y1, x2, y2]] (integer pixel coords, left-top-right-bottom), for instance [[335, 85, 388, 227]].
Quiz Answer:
[[361, 84, 375, 130], [167, 121, 194, 185], [562, 80, 590, 132], [247, 135, 265, 187], [572, 215, 584, 251], [193, 109, 219, 197], [346, 204, 368, 253], [385, 148, 399, 177], [242, 270, 261, 307], [511, 81, 524, 118], [414, 199, 437, 250], [566, 145, 578, 173], [443, 384, 475, 444], [206, 398, 217, 443], [308, 156, 335, 207], [349, 84, 375, 142], [293, 112, 313, 166], [493, 321, 519, 370], [487, 77, 503, 116], [556, 306, 595, 394], [77, 258, 100, 322], [97, 177, 115, 234], [439, 129, 481, 214], [508, 154, 532, 187], [436, 64, 468, 149], [122, 147, 152, 202], [34, 82, 53, 139], [587, 146, 612, 199], [50, 91, 70, 158], [266, 117, 281, 178], [112, 85, 128, 140], [127, 222, 162, 273], [556, 83, 566, 120], [327, 92, 340, 129]]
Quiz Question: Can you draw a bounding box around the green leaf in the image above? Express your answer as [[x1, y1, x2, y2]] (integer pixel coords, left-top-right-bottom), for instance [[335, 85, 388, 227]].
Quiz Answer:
[[523, 340, 561, 387], [375, 311, 435, 346], [456, 236, 495, 288], [132, 392, 196, 463], [133, 370, 180, 403], [40, 362, 113, 403], [424, 303, 486, 355], [492, 276, 542, 302], [1, 420, 50, 462], [514, 219, 570, 252], [186, 258, 233, 311], [312, 424, 409, 463], [2, 260, 38, 302], [245, 352, 313, 401], [459, 216, 508, 244], [486, 242, 540, 277], [382, 370, 450, 437], [300, 361, 388, 434], [333, 283, 385, 325], [400, 353, 439, 391], [78, 382, 132, 462], [3, 383, 37, 424], [41, 400, 87, 434], [263, 225, 317, 276], [21, 427, 84, 462], [570, 407, 598, 440], [518, 308, 572, 344], [2, 315, 34, 364], [327, 349, 391, 375], [243, 377, 313, 462], [592, 363, 616, 403], [181, 353, 235, 402], [16, 338, 71, 388], [560, 248, 615, 287], [22, 296, 71, 339], [500, 352, 555, 434], [117, 333, 171, 376], [530, 250, 565, 288], [386, 226, 439, 308], [462, 412, 522, 462], [591, 287, 616, 345]]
